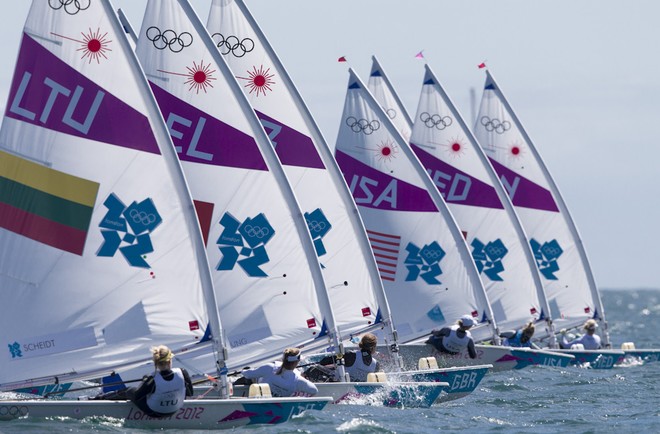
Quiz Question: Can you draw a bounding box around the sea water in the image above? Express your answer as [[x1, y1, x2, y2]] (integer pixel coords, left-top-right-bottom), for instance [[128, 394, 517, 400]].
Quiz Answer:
[[1, 288, 658, 434]]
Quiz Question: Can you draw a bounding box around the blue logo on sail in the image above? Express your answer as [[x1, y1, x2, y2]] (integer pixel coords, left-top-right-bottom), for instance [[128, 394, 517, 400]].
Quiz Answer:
[[216, 212, 275, 277], [8, 342, 22, 358], [404, 241, 445, 284], [304, 208, 331, 258], [97, 194, 162, 268], [530, 239, 563, 280], [471, 238, 507, 281]]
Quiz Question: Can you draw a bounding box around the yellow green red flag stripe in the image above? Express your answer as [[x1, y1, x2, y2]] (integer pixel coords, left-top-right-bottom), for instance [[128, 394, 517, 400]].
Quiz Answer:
[[0, 150, 99, 255]]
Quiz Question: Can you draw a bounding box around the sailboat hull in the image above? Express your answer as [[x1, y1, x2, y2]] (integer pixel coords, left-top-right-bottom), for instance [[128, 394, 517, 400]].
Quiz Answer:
[[396, 365, 492, 402], [232, 381, 447, 408], [549, 349, 625, 369], [620, 349, 660, 364], [394, 344, 575, 372], [0, 397, 331, 429]]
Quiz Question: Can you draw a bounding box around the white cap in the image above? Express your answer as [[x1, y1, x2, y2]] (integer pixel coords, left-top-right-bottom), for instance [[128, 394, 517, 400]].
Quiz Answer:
[[460, 314, 476, 328]]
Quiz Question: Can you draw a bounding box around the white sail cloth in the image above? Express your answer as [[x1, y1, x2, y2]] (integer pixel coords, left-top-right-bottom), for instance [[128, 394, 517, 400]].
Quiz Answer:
[[0, 0, 215, 390], [206, 0, 392, 346], [473, 70, 609, 343], [134, 0, 339, 371], [334, 69, 497, 345]]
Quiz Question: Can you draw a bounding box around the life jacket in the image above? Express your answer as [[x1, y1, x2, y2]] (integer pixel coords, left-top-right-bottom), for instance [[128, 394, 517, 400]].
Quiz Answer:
[[345, 351, 377, 381], [441, 325, 471, 354], [146, 368, 186, 415], [256, 363, 300, 397], [505, 330, 531, 348]]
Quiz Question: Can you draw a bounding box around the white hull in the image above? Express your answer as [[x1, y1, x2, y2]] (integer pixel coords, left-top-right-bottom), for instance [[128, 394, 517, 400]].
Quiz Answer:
[[0, 397, 331, 429]]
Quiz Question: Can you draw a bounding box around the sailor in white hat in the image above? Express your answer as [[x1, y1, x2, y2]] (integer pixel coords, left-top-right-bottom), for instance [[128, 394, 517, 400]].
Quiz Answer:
[[425, 314, 478, 359]]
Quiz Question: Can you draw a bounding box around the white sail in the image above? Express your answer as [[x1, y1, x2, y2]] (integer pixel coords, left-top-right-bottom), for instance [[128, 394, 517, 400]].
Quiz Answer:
[[473, 69, 609, 344], [205, 0, 395, 349], [335, 69, 498, 344], [0, 0, 219, 390], [368, 56, 413, 142], [407, 65, 556, 342], [134, 0, 341, 371]]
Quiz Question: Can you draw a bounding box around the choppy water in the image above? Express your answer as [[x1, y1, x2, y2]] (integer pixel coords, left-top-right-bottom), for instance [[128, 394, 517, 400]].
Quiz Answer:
[[1, 288, 659, 434]]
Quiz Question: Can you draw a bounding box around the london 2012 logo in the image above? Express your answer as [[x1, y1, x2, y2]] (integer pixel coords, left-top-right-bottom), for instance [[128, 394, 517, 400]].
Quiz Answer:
[[404, 241, 446, 285], [530, 238, 563, 280], [96, 193, 162, 268], [471, 238, 508, 281], [304, 208, 331, 259], [216, 212, 275, 277], [7, 342, 22, 359]]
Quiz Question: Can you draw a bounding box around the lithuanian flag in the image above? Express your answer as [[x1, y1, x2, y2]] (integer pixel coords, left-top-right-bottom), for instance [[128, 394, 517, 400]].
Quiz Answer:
[[0, 150, 99, 255]]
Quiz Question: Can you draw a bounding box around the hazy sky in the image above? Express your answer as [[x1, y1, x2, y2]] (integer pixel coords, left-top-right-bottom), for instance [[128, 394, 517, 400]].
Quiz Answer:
[[1, 1, 658, 289]]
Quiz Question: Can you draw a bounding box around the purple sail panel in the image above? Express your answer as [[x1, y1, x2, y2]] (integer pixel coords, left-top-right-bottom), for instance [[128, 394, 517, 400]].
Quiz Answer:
[[412, 143, 504, 210], [5, 33, 159, 154], [255, 110, 324, 169], [488, 157, 559, 212], [150, 84, 267, 171], [335, 150, 437, 212]]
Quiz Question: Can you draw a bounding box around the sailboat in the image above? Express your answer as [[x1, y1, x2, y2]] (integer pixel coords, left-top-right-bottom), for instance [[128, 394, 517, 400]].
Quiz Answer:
[[333, 68, 499, 392], [132, 0, 348, 375], [473, 68, 637, 368], [368, 57, 573, 370], [0, 0, 331, 428], [115, 0, 447, 408], [205, 0, 397, 360], [203, 0, 494, 404]]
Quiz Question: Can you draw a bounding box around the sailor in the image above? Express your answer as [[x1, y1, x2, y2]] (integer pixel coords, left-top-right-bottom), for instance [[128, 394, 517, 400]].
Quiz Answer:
[[425, 314, 478, 359], [93, 345, 193, 418], [500, 321, 540, 349], [241, 348, 318, 397], [560, 319, 602, 350], [309, 333, 381, 382]]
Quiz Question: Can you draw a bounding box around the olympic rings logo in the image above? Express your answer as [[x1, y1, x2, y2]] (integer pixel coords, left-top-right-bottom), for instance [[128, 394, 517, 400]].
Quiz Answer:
[[146, 26, 193, 53], [489, 247, 506, 257], [307, 220, 327, 233], [244, 225, 270, 239], [386, 108, 397, 120], [211, 33, 254, 58], [422, 249, 443, 261], [420, 112, 452, 130], [345, 117, 380, 135], [48, 0, 90, 14], [0, 405, 28, 417], [129, 209, 157, 226], [480, 116, 511, 134]]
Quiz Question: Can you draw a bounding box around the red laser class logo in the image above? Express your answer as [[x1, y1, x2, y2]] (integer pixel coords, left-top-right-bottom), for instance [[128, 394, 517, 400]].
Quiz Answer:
[[158, 60, 217, 94], [443, 136, 467, 159], [51, 28, 112, 64], [375, 139, 399, 164], [237, 65, 275, 97]]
